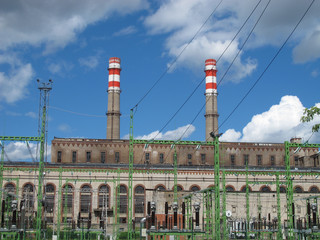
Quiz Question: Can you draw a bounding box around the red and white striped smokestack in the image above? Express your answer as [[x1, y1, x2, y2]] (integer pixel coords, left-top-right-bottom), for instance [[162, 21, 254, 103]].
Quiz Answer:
[[108, 57, 121, 91], [205, 59, 217, 95], [106, 57, 121, 140], [204, 59, 219, 140]]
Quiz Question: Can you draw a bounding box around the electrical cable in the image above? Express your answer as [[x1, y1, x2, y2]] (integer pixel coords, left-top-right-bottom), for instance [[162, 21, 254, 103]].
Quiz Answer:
[[49, 106, 105, 118], [218, 0, 315, 131], [146, 0, 264, 142], [131, 0, 224, 111]]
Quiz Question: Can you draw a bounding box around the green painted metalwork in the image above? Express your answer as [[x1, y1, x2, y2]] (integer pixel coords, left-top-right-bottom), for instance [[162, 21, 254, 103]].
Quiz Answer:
[[173, 147, 177, 203], [116, 168, 120, 239], [222, 170, 227, 240], [56, 168, 63, 240], [276, 173, 282, 240], [245, 161, 250, 240], [0, 143, 4, 223], [128, 109, 134, 240], [213, 136, 220, 239], [285, 141, 294, 240], [0, 136, 41, 142], [133, 139, 214, 146], [63, 179, 69, 240]]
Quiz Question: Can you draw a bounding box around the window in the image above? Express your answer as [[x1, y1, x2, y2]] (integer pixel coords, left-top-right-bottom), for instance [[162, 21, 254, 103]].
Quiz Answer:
[[44, 184, 55, 213], [115, 152, 120, 163], [188, 154, 192, 165], [62, 184, 73, 214], [80, 185, 92, 213], [257, 155, 262, 166], [299, 157, 304, 167], [155, 185, 166, 191], [280, 186, 286, 193], [98, 185, 110, 209], [23, 183, 34, 212], [134, 186, 145, 214], [101, 152, 106, 163], [270, 156, 275, 166], [226, 186, 235, 192], [294, 186, 303, 193], [119, 185, 127, 214], [201, 154, 206, 164], [57, 151, 62, 163], [72, 151, 77, 163], [261, 186, 271, 192], [309, 186, 319, 193], [159, 153, 164, 164], [145, 153, 150, 163], [190, 186, 200, 192], [243, 154, 249, 166], [294, 156, 299, 167], [86, 152, 91, 162], [230, 154, 235, 166]]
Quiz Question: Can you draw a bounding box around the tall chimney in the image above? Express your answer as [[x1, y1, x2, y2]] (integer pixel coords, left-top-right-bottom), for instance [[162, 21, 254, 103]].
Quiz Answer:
[[204, 59, 219, 140], [106, 57, 121, 139]]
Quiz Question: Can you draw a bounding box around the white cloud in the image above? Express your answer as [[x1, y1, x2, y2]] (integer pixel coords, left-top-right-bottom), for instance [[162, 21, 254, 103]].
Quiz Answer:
[[0, 60, 34, 103], [144, 0, 320, 77], [79, 56, 99, 69], [113, 26, 137, 36], [1, 142, 51, 162], [0, 0, 148, 53], [25, 112, 37, 119], [220, 96, 320, 143], [124, 124, 196, 140], [311, 69, 319, 77]]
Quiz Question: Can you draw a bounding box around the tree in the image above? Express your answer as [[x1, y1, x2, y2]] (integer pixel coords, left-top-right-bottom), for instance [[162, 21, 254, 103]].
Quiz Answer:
[[301, 106, 320, 132]]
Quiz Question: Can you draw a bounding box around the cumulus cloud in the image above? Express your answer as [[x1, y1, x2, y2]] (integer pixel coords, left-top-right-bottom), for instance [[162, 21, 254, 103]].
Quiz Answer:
[[58, 124, 72, 132], [0, 60, 34, 103], [220, 96, 320, 143], [124, 124, 196, 140], [144, 0, 320, 77], [0, 0, 148, 53], [2, 142, 51, 162]]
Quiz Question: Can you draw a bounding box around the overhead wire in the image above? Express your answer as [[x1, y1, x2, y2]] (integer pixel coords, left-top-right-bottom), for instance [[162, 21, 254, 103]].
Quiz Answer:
[[131, 0, 224, 112], [218, 0, 316, 131]]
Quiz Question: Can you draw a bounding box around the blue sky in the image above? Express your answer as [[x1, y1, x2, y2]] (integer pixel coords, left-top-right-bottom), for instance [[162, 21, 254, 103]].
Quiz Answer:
[[1, 0, 320, 161]]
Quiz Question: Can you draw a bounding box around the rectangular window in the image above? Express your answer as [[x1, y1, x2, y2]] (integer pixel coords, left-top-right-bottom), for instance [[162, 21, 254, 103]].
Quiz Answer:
[[72, 151, 77, 163], [188, 154, 192, 165], [230, 154, 235, 166], [243, 154, 249, 166], [270, 156, 275, 166], [101, 152, 106, 163], [294, 156, 299, 167], [86, 151, 91, 162], [145, 153, 150, 163], [57, 151, 62, 163], [159, 153, 164, 164], [201, 154, 206, 164], [257, 155, 262, 166], [115, 152, 120, 163]]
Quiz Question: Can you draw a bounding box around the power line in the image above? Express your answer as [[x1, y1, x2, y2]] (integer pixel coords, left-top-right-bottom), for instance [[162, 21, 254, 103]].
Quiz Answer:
[[49, 106, 105, 118], [219, 0, 315, 131], [131, 0, 224, 111]]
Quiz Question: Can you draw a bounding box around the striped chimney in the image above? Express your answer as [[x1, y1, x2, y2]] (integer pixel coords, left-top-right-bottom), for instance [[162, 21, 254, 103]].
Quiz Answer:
[[205, 59, 217, 94], [204, 59, 219, 140], [106, 57, 121, 140]]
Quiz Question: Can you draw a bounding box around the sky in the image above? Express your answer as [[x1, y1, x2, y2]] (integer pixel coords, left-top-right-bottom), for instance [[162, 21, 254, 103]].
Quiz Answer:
[[1, 0, 320, 161]]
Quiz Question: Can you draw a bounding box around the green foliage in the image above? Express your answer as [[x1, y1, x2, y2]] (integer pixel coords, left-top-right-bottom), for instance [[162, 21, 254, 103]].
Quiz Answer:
[[301, 106, 320, 132]]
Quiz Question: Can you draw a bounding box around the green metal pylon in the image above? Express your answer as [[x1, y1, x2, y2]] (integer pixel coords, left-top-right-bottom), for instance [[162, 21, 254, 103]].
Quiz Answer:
[[213, 136, 220, 239], [128, 110, 134, 240]]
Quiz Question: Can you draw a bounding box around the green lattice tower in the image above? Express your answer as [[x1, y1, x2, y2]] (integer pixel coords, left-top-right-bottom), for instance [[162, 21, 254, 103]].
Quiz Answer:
[[245, 160, 250, 240], [276, 173, 282, 240], [213, 136, 220, 239], [128, 110, 134, 240], [222, 170, 228, 240], [56, 168, 63, 240]]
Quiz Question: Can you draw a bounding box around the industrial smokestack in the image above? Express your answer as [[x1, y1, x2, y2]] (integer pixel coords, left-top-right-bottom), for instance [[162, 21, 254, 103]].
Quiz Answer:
[[204, 59, 219, 141], [106, 57, 121, 140]]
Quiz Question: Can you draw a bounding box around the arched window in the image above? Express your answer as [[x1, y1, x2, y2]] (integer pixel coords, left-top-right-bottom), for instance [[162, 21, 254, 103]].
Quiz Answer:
[[190, 186, 200, 192], [226, 186, 235, 192], [280, 186, 286, 193], [80, 185, 92, 213], [241, 186, 252, 192], [4, 183, 15, 194], [119, 185, 127, 214], [155, 185, 166, 191], [44, 184, 55, 214], [309, 186, 319, 193], [294, 186, 303, 193], [23, 183, 34, 213], [62, 184, 73, 214], [176, 185, 183, 191], [134, 186, 145, 214], [98, 185, 110, 209], [260, 186, 271, 192]]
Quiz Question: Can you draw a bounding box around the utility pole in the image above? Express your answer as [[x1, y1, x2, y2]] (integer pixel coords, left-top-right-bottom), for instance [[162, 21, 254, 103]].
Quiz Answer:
[[36, 79, 52, 240]]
